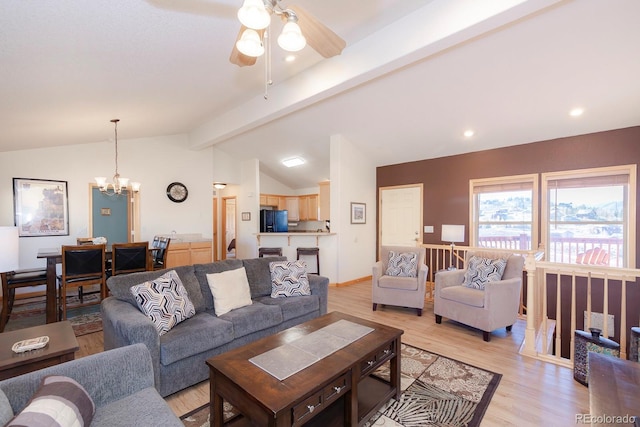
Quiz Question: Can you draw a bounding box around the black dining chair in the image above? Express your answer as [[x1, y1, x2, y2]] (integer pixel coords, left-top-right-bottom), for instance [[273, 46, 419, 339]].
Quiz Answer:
[[111, 242, 151, 276], [151, 236, 171, 270], [58, 244, 106, 320], [0, 268, 48, 332]]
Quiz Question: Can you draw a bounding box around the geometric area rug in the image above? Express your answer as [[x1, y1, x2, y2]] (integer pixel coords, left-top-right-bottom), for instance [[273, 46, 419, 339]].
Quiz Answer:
[[181, 343, 502, 427]]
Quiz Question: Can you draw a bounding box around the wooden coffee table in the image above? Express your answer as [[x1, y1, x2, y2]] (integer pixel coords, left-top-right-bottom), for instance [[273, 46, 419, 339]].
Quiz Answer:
[[207, 311, 403, 427], [0, 321, 79, 381]]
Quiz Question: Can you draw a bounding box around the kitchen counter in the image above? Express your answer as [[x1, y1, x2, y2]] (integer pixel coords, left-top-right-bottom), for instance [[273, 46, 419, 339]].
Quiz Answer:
[[255, 232, 335, 246]]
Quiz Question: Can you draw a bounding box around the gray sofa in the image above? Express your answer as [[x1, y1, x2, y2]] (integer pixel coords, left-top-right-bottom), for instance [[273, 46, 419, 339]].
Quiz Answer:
[[101, 256, 329, 397], [0, 344, 182, 426]]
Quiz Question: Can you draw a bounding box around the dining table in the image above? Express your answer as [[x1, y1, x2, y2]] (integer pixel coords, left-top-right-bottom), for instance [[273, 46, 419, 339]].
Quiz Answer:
[[36, 246, 157, 324]]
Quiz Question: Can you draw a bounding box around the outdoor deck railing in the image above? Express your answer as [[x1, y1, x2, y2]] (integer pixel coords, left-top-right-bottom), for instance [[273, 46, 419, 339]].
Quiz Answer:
[[421, 242, 640, 368]]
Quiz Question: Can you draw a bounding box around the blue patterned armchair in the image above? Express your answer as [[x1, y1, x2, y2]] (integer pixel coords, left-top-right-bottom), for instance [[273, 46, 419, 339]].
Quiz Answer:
[[434, 250, 524, 341], [372, 246, 428, 316]]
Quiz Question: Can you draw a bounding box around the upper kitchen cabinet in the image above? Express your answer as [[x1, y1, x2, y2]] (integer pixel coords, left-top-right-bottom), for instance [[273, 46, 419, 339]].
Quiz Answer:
[[260, 194, 281, 207], [318, 181, 330, 221], [286, 197, 300, 221], [298, 194, 319, 221]]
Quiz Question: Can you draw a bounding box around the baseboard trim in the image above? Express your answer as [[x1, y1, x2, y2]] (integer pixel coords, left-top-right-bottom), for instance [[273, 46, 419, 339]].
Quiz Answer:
[[330, 275, 372, 288]]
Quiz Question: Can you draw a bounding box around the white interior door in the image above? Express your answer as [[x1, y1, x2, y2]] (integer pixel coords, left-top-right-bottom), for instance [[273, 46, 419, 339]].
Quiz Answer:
[[379, 185, 422, 247]]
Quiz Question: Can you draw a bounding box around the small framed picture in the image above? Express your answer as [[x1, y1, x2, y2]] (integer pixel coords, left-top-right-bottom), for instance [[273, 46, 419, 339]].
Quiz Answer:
[[241, 212, 251, 221], [350, 202, 366, 224]]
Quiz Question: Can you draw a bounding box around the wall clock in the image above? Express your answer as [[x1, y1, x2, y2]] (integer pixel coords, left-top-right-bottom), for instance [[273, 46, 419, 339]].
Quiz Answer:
[[166, 182, 188, 203]]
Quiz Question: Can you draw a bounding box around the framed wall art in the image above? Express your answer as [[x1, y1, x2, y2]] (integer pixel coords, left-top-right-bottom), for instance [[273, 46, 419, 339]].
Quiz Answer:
[[350, 202, 366, 224], [13, 178, 69, 237]]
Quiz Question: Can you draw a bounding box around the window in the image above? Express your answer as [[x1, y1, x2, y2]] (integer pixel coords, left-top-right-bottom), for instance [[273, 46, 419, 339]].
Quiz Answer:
[[470, 174, 538, 251], [542, 165, 636, 267]]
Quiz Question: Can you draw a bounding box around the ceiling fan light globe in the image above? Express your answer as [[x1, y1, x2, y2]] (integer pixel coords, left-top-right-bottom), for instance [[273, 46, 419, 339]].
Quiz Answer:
[[236, 29, 265, 57], [277, 22, 306, 52], [237, 0, 270, 30]]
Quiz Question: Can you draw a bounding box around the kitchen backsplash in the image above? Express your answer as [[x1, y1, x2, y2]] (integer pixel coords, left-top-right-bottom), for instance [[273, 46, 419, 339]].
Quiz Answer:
[[287, 220, 327, 232]]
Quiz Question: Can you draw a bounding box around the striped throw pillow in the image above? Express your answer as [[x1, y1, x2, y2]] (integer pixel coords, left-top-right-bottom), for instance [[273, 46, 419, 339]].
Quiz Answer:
[[7, 375, 95, 427], [385, 251, 418, 277]]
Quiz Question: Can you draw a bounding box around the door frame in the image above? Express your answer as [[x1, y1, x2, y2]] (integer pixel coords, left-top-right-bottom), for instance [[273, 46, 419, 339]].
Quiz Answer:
[[378, 183, 423, 259], [88, 184, 140, 242], [221, 196, 237, 260]]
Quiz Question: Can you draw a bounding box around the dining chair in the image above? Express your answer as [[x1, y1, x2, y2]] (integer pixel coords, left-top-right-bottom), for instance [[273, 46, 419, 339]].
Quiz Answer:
[[151, 236, 171, 270], [112, 242, 151, 276], [58, 244, 106, 320], [0, 268, 48, 332]]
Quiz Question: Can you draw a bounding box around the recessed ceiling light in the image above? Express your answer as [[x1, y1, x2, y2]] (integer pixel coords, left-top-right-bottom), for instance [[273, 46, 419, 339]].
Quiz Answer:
[[282, 157, 305, 168], [285, 55, 296, 62], [569, 108, 584, 117], [463, 129, 475, 138]]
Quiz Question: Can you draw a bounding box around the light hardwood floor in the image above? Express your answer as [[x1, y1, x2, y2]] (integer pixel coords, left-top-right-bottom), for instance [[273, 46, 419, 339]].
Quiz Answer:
[[77, 280, 590, 426]]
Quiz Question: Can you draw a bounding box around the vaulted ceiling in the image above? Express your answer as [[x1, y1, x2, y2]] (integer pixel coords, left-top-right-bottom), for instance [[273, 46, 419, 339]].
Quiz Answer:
[[2, 0, 639, 189]]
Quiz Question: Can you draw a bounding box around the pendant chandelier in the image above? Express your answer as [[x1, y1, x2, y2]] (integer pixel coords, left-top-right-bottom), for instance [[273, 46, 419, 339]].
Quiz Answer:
[[95, 119, 140, 196]]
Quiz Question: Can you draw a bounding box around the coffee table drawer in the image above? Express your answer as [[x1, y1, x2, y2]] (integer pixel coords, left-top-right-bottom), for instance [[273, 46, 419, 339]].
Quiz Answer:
[[323, 372, 351, 405], [360, 340, 395, 376], [292, 390, 323, 426]]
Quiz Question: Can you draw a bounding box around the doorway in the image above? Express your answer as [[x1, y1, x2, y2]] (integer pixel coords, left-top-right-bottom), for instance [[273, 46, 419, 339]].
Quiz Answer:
[[379, 184, 423, 252], [222, 197, 236, 260], [89, 186, 139, 244]]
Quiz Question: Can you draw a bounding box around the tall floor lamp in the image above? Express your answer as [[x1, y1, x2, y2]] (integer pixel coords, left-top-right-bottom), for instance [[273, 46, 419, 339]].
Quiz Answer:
[[441, 224, 465, 270], [0, 226, 20, 275]]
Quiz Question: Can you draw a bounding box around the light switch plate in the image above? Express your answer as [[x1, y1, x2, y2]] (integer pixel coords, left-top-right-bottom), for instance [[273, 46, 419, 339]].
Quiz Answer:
[[424, 225, 434, 233]]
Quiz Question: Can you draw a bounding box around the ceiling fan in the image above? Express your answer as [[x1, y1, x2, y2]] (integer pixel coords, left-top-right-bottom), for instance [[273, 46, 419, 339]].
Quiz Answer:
[[229, 0, 346, 67]]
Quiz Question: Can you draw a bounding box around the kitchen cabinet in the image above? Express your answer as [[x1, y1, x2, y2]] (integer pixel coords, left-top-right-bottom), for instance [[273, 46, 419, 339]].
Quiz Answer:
[[259, 194, 280, 207], [166, 241, 212, 268], [319, 181, 330, 221], [298, 194, 319, 221], [286, 197, 300, 221]]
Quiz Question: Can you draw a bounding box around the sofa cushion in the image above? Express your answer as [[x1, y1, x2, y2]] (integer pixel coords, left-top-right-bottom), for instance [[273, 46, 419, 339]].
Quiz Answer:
[[194, 260, 244, 310], [0, 389, 12, 426], [91, 387, 182, 426], [254, 295, 319, 322], [269, 260, 311, 298], [242, 256, 287, 298], [385, 251, 418, 277], [440, 285, 485, 308], [159, 312, 234, 365], [131, 270, 196, 336], [378, 275, 419, 291], [7, 375, 95, 427], [219, 302, 283, 339], [107, 265, 205, 313], [206, 267, 253, 316], [462, 255, 508, 290]]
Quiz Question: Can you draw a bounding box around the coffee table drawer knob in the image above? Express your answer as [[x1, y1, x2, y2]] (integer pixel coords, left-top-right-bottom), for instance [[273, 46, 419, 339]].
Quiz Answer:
[[307, 404, 316, 413], [367, 360, 375, 367], [334, 385, 344, 394]]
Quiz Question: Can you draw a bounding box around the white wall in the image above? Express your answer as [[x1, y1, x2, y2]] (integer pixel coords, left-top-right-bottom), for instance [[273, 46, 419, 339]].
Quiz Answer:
[[0, 134, 214, 269], [259, 172, 293, 195], [236, 159, 260, 259], [330, 134, 377, 283]]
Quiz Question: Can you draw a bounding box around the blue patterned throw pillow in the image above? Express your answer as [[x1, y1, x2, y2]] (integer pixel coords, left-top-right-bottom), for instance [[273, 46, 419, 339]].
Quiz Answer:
[[269, 260, 311, 298], [385, 251, 418, 277], [131, 270, 195, 335], [462, 256, 508, 290]]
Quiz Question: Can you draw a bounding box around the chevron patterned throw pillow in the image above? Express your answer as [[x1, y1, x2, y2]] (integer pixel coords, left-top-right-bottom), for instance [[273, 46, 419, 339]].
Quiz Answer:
[[462, 255, 508, 290], [130, 270, 195, 335], [385, 251, 418, 277], [269, 260, 311, 298]]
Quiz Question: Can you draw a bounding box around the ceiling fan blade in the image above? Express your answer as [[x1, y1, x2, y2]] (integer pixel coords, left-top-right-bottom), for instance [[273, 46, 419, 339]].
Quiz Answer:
[[289, 5, 346, 58], [229, 26, 265, 67]]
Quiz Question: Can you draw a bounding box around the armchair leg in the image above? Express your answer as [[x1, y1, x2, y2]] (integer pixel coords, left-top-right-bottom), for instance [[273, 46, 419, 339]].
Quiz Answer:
[[506, 325, 513, 332], [416, 308, 422, 316], [372, 303, 377, 311], [483, 331, 491, 342], [435, 314, 442, 324]]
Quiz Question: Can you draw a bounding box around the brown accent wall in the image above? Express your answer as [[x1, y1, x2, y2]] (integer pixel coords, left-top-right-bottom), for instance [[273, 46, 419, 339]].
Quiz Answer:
[[377, 126, 640, 248], [377, 126, 640, 354]]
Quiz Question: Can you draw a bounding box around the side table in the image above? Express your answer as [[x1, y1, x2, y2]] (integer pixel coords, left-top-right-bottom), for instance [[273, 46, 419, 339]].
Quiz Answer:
[[0, 321, 79, 380]]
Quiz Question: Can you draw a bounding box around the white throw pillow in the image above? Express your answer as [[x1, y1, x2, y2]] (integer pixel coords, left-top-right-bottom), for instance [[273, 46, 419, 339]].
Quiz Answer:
[[206, 267, 253, 316]]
